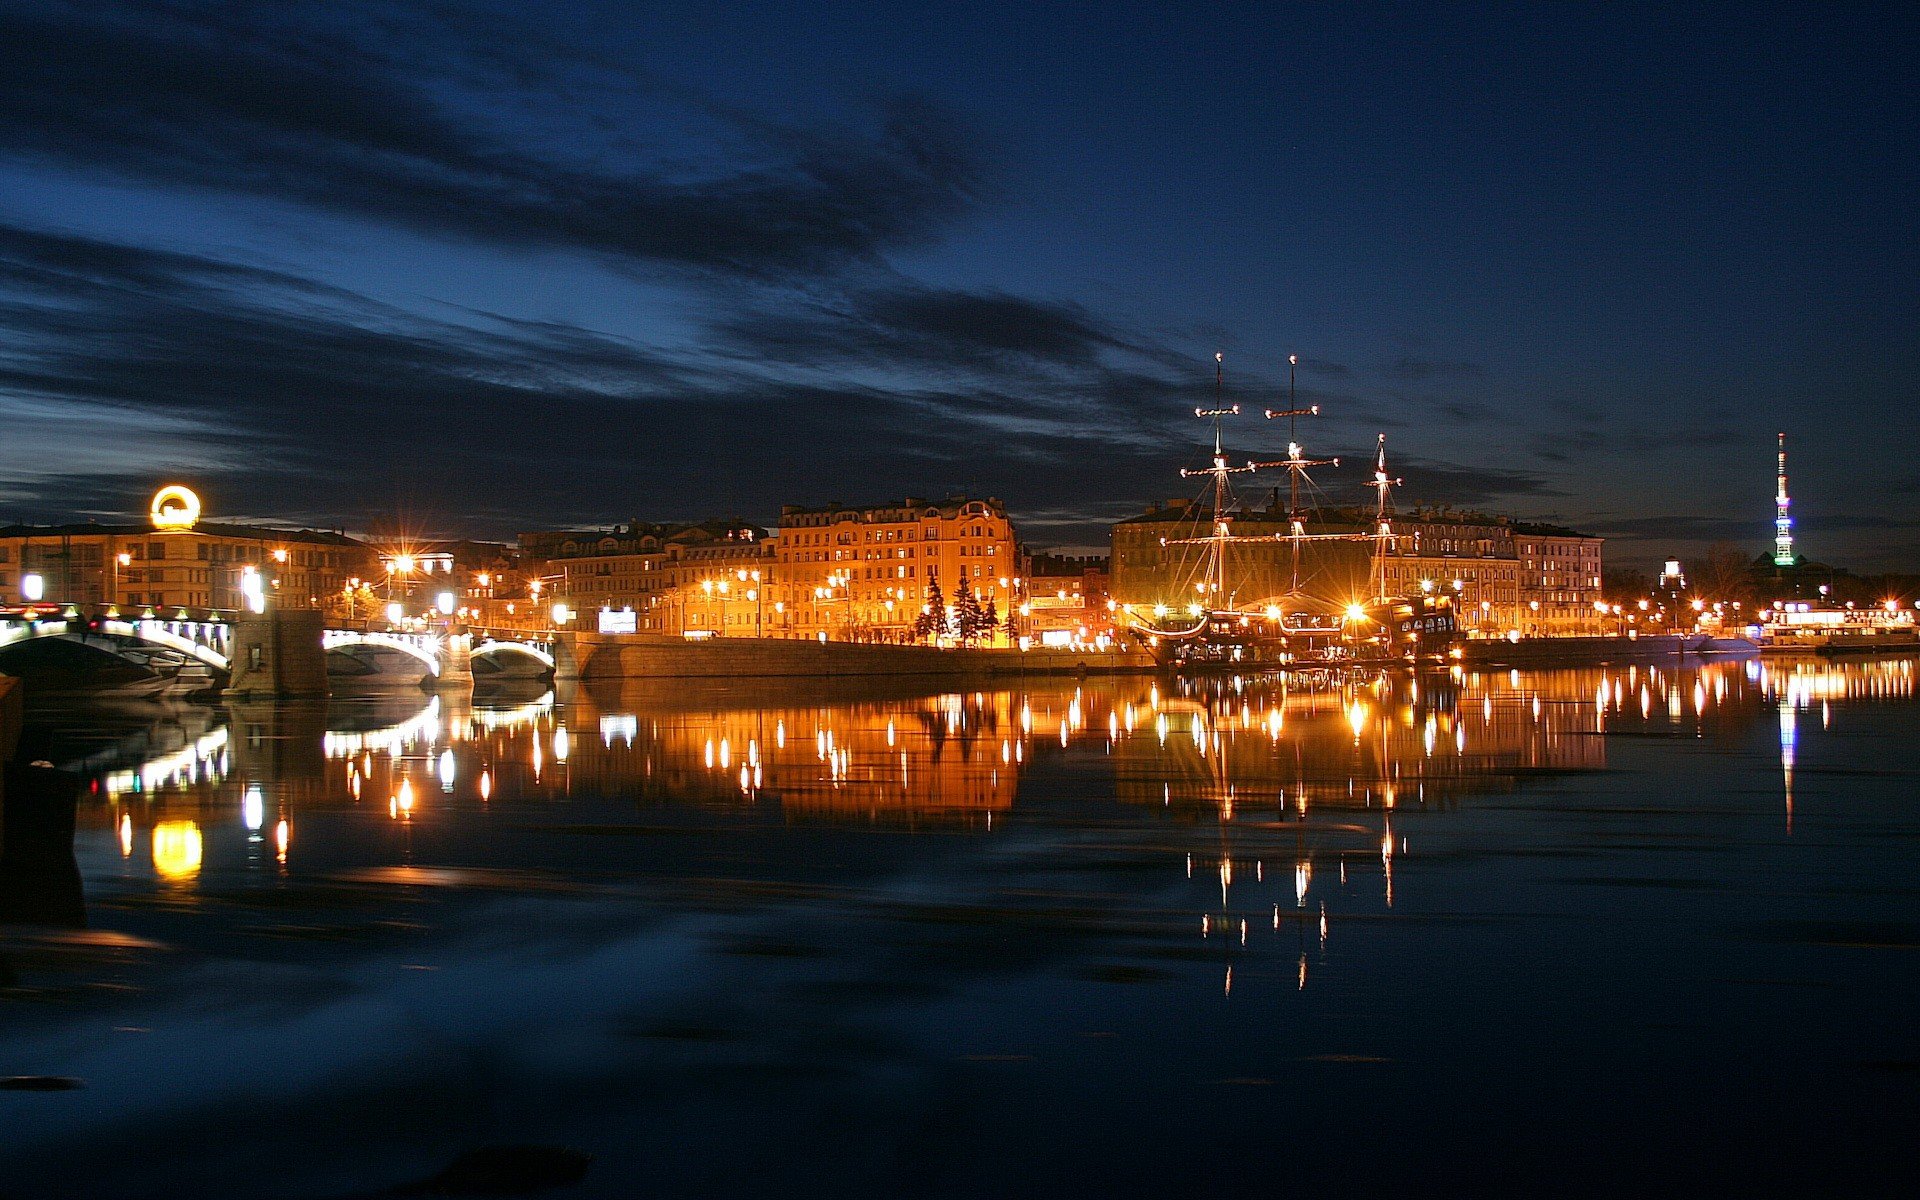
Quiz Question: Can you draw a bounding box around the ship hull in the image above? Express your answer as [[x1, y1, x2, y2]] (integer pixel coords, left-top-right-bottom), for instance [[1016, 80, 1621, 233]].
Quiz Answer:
[[1140, 595, 1460, 673]]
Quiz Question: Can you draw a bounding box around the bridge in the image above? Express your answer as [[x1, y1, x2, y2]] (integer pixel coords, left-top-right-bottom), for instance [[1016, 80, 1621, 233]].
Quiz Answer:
[[0, 604, 558, 697]]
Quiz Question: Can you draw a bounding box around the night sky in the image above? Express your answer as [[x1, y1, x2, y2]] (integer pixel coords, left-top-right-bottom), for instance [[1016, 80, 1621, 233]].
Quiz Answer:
[[2, 1, 1915, 570]]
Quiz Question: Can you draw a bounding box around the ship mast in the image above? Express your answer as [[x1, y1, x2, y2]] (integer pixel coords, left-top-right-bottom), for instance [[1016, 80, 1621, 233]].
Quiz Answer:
[[1163, 352, 1364, 622], [1364, 434, 1402, 602], [1180, 351, 1253, 609], [1261, 352, 1335, 595]]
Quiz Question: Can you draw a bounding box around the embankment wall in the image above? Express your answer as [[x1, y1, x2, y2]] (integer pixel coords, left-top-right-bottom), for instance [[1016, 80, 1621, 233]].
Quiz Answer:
[[561, 634, 1153, 680]]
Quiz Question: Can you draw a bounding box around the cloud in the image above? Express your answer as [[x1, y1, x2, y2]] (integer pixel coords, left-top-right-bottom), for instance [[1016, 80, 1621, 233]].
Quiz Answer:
[[0, 220, 1203, 534], [1295, 357, 1351, 378], [0, 2, 983, 279], [712, 286, 1152, 375], [1383, 356, 1483, 382], [1582, 515, 1760, 543], [1390, 456, 1566, 506]]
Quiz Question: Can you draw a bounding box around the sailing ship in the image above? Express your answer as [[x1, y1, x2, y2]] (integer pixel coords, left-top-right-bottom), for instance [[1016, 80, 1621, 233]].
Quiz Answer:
[[1127, 354, 1458, 671]]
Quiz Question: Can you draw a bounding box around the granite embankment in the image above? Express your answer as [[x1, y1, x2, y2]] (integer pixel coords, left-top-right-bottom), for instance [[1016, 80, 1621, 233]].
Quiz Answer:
[[558, 634, 1154, 680], [1460, 634, 1758, 666]]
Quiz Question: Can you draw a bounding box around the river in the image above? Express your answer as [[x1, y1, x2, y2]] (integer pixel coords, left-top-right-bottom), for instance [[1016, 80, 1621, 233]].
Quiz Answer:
[[2, 659, 1916, 1197]]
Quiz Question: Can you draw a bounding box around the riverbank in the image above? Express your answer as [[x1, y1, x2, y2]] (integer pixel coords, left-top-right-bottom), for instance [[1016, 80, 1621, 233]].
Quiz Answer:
[[558, 632, 1155, 680], [1461, 634, 1760, 667]]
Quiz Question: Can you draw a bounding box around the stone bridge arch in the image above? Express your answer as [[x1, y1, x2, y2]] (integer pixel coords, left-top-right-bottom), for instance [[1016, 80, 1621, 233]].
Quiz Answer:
[[321, 630, 445, 676]]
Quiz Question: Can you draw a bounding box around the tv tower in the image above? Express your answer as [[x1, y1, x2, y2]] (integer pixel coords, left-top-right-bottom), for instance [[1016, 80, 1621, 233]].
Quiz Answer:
[[1773, 432, 1795, 567]]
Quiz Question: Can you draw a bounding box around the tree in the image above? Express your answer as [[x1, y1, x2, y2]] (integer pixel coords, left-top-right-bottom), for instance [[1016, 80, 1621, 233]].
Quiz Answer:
[[1601, 568, 1650, 605], [952, 580, 985, 645], [1696, 541, 1755, 604], [914, 578, 947, 642], [980, 596, 1000, 645]]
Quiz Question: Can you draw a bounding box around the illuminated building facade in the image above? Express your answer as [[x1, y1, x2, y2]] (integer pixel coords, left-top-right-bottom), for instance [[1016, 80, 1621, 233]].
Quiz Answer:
[[775, 497, 1018, 642], [526, 520, 775, 635], [1512, 523, 1605, 635], [1023, 553, 1116, 646], [1109, 502, 1587, 636], [1108, 499, 1300, 612], [369, 539, 524, 624], [0, 488, 374, 610]]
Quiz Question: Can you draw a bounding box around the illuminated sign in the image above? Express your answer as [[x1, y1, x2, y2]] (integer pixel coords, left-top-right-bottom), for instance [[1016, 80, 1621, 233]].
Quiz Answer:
[[598, 608, 638, 634], [150, 485, 202, 531]]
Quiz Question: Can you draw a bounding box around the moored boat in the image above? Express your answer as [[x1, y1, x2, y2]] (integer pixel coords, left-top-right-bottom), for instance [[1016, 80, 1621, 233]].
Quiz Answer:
[[1125, 354, 1459, 672]]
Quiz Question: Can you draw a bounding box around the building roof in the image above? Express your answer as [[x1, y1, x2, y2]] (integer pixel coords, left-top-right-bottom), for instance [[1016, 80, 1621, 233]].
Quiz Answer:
[[0, 521, 367, 547], [778, 496, 1005, 521], [1509, 520, 1601, 539], [521, 518, 766, 559]]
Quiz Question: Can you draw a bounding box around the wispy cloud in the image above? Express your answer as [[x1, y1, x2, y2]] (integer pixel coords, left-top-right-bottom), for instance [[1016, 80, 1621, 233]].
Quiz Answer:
[[0, 2, 981, 279], [0, 220, 1206, 533]]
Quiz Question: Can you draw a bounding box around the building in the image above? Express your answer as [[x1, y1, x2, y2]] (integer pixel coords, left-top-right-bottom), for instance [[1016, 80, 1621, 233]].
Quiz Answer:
[[1023, 553, 1115, 646], [0, 486, 374, 612], [1511, 522, 1605, 635], [361, 539, 526, 626], [1109, 501, 1601, 638], [1108, 498, 1307, 613], [525, 520, 775, 636], [775, 497, 1018, 642]]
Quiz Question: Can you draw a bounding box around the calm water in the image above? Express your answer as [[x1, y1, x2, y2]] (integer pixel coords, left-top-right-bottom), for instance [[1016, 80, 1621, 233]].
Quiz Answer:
[[2, 660, 1917, 1198]]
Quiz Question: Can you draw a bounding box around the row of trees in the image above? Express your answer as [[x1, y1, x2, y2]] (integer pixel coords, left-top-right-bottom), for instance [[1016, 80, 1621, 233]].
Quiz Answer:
[[911, 579, 1001, 645], [1604, 542, 1920, 610]]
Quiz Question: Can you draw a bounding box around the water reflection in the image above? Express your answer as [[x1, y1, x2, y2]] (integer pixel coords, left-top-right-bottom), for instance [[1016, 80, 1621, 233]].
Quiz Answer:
[[5, 657, 1918, 1197], [27, 658, 1915, 902]]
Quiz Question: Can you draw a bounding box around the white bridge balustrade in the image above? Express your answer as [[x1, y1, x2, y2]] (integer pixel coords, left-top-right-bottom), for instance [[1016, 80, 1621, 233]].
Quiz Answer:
[[322, 628, 450, 676], [1, 604, 558, 695], [0, 607, 236, 670]]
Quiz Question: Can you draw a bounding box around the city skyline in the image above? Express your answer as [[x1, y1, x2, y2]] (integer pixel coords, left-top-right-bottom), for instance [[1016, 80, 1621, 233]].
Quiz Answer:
[[1, 2, 1916, 572]]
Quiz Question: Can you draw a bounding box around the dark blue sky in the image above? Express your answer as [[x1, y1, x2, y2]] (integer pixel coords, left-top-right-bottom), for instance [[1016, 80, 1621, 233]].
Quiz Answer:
[[1, 1, 1914, 569]]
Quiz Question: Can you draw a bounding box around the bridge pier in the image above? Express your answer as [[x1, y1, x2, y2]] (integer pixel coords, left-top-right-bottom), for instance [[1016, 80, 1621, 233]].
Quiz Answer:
[[551, 633, 583, 686], [423, 630, 474, 697], [225, 610, 330, 699]]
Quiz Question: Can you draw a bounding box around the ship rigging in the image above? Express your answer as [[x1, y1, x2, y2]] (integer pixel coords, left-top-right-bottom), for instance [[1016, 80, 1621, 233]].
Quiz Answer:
[[1130, 354, 1458, 670]]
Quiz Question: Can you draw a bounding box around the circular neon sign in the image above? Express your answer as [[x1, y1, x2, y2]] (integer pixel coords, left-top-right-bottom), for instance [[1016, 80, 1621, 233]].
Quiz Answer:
[[150, 485, 202, 531]]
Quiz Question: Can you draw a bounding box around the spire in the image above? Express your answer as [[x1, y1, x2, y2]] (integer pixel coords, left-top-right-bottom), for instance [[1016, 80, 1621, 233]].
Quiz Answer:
[[1774, 432, 1794, 567]]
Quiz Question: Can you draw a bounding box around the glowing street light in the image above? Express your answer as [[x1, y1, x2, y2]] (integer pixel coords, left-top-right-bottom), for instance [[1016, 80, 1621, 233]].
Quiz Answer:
[[239, 566, 266, 613], [20, 572, 44, 602]]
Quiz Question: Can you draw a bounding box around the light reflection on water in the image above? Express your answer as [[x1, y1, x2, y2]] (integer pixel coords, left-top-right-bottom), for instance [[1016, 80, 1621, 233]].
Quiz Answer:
[[60, 657, 1915, 894], [1, 656, 1916, 1198]]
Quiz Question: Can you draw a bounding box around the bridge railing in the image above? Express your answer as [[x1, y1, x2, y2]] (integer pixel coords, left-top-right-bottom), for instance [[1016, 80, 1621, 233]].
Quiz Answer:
[[2, 602, 243, 624]]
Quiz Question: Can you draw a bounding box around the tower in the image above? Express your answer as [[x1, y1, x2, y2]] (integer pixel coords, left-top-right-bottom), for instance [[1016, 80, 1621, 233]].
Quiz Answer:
[[1773, 432, 1794, 567]]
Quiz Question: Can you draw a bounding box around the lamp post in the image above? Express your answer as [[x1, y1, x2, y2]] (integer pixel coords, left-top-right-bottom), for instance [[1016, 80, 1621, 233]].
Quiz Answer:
[[113, 550, 130, 607]]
